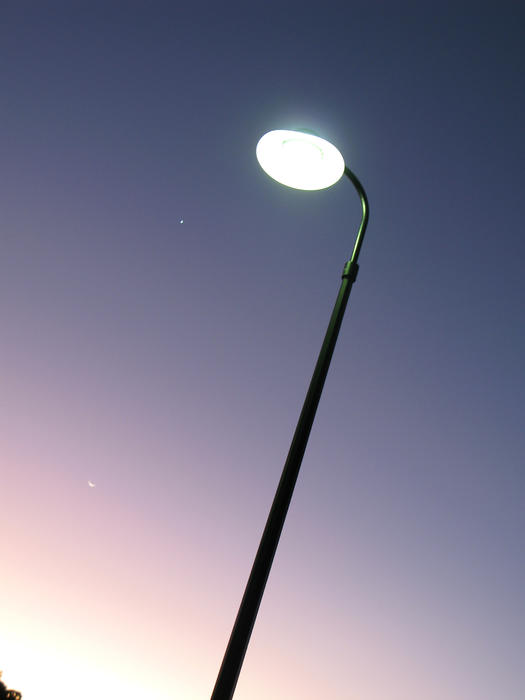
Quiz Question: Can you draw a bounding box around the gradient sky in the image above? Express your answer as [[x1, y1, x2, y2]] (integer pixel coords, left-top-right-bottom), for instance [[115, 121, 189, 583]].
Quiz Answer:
[[1, 2, 524, 699]]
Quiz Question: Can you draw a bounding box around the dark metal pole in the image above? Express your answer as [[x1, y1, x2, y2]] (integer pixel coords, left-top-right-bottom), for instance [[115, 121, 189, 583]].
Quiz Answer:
[[211, 167, 369, 700]]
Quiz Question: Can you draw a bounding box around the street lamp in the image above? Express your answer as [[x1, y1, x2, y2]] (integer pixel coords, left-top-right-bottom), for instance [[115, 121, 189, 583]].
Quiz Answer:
[[211, 129, 369, 700]]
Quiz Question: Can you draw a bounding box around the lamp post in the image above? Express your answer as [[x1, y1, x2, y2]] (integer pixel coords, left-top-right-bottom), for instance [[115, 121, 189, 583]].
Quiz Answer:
[[211, 129, 369, 700]]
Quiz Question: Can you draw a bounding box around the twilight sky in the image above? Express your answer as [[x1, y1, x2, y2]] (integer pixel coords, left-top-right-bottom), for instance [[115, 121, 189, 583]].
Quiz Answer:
[[1, 2, 524, 699]]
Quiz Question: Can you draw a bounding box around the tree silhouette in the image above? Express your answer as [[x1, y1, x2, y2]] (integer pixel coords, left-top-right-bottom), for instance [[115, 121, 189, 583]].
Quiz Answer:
[[0, 677, 22, 700]]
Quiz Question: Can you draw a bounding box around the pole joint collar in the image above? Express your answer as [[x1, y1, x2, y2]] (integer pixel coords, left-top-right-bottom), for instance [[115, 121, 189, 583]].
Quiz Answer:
[[342, 260, 359, 283]]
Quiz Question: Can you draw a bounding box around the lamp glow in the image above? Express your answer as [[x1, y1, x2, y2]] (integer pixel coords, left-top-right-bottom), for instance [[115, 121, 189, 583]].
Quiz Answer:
[[256, 129, 345, 190]]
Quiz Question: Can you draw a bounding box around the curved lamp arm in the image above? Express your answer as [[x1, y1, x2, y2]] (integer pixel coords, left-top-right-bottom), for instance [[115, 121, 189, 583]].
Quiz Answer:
[[344, 165, 370, 268]]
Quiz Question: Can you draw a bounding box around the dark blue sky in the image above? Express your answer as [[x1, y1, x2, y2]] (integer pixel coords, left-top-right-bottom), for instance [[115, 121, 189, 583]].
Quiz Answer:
[[1, 3, 524, 699]]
